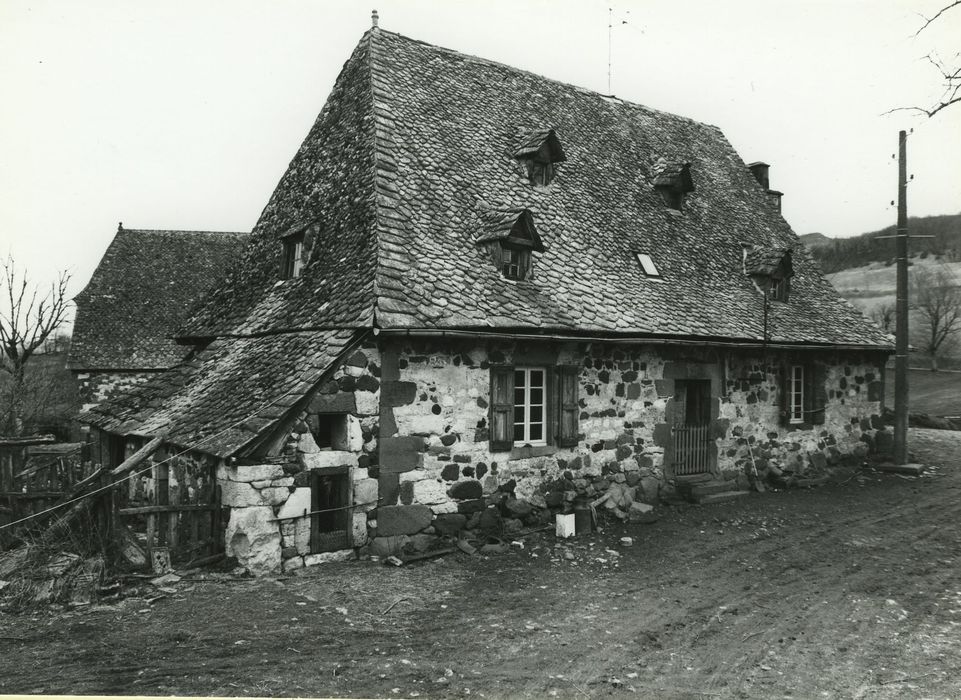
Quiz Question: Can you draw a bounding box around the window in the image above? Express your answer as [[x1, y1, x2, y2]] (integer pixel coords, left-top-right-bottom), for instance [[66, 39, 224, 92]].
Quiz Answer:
[[528, 159, 555, 187], [308, 413, 349, 451], [771, 275, 790, 302], [281, 233, 305, 279], [513, 368, 546, 445], [502, 247, 531, 280], [780, 361, 826, 427], [788, 365, 804, 424], [490, 365, 580, 451], [635, 253, 661, 278]]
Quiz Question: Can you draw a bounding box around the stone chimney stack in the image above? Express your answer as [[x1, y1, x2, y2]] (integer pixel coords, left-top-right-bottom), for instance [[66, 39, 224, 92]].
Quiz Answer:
[[747, 162, 783, 213]]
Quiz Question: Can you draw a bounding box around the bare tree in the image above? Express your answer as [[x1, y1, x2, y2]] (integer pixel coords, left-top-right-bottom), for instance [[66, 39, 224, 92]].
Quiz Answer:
[[911, 264, 961, 371], [0, 257, 71, 435], [870, 302, 896, 334], [891, 2, 961, 117]]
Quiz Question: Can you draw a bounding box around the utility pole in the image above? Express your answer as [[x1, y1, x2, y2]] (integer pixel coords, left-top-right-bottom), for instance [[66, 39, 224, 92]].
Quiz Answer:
[[894, 129, 909, 464]]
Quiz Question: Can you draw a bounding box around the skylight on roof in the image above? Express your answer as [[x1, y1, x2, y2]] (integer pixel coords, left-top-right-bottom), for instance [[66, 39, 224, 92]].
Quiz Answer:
[[635, 253, 660, 278]]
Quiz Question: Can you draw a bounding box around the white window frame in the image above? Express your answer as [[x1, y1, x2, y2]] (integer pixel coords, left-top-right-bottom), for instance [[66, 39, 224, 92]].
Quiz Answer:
[[789, 364, 804, 424], [513, 367, 547, 446]]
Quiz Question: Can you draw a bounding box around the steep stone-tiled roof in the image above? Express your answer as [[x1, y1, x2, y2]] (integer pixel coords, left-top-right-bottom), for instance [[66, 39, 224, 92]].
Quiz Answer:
[[80, 329, 361, 457], [68, 227, 249, 370], [85, 28, 892, 458], [177, 28, 889, 348]]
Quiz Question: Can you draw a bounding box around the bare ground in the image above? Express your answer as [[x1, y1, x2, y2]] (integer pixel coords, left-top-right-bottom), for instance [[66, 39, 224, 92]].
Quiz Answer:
[[2, 427, 960, 699]]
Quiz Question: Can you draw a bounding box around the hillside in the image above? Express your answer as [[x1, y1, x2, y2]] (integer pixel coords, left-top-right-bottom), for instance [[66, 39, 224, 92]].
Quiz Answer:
[[806, 213, 961, 273]]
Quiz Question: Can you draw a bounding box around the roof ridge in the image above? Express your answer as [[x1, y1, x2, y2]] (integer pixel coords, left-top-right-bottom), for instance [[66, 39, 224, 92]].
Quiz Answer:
[[371, 27, 720, 132], [121, 228, 250, 236]]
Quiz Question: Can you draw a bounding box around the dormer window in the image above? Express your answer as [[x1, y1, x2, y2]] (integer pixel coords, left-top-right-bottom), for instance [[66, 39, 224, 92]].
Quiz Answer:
[[743, 246, 793, 302], [653, 162, 695, 210], [475, 206, 546, 281], [771, 274, 790, 302], [515, 128, 566, 187], [502, 247, 530, 280], [281, 232, 305, 279]]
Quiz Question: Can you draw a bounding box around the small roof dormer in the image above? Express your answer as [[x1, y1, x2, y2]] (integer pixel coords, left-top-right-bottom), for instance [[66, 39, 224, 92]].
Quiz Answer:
[[653, 161, 695, 210], [743, 245, 793, 302], [514, 128, 566, 187], [475, 206, 546, 281]]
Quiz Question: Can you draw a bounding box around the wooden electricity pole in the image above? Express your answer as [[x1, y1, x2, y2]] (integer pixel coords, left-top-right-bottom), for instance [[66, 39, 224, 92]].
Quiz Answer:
[[893, 130, 909, 464]]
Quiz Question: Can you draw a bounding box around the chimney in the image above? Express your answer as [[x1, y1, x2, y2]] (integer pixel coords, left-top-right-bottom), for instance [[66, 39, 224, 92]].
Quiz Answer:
[[748, 161, 783, 213], [747, 162, 770, 189]]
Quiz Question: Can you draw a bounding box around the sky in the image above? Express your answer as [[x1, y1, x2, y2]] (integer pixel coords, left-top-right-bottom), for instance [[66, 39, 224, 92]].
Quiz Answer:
[[1, 0, 960, 310]]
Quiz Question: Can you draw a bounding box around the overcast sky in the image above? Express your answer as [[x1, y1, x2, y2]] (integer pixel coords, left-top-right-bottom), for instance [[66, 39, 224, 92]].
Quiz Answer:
[[1, 0, 959, 305]]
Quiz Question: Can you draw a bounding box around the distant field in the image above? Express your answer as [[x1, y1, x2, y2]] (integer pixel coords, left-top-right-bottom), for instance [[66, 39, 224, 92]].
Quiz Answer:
[[885, 368, 961, 417], [825, 257, 961, 315]]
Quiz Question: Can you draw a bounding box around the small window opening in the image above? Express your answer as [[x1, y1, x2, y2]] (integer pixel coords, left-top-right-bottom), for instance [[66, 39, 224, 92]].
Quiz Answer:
[[502, 247, 530, 280], [309, 413, 349, 450], [529, 159, 555, 187], [282, 233, 305, 279], [635, 253, 661, 278]]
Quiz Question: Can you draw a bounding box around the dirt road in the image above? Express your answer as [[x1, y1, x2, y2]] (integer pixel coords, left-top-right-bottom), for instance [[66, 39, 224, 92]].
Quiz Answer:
[[2, 428, 959, 698]]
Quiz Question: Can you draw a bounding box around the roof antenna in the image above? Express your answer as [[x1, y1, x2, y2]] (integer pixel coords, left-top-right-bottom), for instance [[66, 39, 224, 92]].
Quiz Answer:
[[371, 9, 379, 28], [607, 7, 612, 94]]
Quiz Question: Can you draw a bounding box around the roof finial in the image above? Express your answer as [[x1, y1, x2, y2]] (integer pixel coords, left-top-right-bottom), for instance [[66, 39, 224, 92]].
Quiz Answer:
[[118, 221, 123, 232], [371, 9, 379, 28]]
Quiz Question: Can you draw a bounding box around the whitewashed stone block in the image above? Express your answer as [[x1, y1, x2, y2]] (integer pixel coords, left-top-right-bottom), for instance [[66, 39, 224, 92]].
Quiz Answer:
[[300, 451, 358, 470], [225, 506, 281, 575], [352, 512, 369, 546]]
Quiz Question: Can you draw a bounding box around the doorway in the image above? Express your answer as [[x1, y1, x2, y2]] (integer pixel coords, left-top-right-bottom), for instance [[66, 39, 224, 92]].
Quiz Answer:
[[673, 379, 713, 476]]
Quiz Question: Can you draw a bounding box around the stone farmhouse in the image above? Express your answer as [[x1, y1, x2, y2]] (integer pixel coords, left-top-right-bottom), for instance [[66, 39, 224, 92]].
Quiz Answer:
[[69, 225, 249, 411], [80, 27, 892, 574]]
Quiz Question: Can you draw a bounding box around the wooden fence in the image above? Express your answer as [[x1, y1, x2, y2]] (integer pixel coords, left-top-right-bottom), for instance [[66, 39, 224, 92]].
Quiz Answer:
[[0, 439, 88, 528]]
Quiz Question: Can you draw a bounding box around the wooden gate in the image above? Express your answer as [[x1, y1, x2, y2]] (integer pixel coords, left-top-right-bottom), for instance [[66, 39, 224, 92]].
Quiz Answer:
[[114, 447, 225, 566], [672, 379, 714, 476], [673, 425, 713, 476]]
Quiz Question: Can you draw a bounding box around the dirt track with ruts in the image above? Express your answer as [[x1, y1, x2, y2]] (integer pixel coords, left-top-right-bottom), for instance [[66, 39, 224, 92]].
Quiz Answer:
[[2, 427, 960, 698]]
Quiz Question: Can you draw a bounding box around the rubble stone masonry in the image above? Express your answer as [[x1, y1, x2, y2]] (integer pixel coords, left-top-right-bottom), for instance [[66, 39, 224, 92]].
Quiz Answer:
[[217, 337, 885, 574]]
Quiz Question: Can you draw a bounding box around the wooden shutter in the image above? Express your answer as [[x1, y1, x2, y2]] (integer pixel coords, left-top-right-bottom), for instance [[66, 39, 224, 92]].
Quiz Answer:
[[778, 363, 790, 427], [557, 366, 580, 447], [489, 367, 514, 451], [806, 362, 827, 425]]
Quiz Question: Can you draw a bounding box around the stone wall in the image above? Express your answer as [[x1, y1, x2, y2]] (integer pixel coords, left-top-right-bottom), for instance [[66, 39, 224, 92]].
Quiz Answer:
[[718, 355, 884, 487], [217, 336, 886, 572], [376, 338, 886, 534], [217, 342, 382, 575], [74, 370, 159, 412]]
